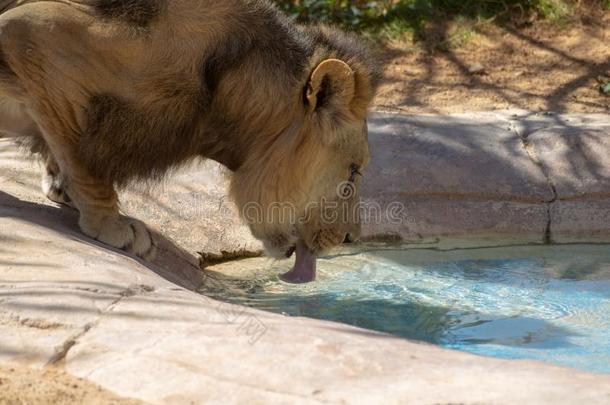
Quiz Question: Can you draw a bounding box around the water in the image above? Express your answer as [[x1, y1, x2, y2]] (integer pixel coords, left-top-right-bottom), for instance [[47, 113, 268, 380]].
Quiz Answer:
[[201, 245, 610, 374]]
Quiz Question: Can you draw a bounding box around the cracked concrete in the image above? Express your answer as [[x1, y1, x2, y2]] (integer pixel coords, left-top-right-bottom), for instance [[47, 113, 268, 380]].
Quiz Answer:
[[45, 285, 150, 367], [508, 112, 610, 243], [509, 115, 559, 244], [1, 111, 610, 403]]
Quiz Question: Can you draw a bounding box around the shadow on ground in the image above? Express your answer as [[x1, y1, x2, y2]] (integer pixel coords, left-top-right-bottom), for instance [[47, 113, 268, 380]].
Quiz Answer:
[[377, 14, 609, 114], [0, 190, 204, 291]]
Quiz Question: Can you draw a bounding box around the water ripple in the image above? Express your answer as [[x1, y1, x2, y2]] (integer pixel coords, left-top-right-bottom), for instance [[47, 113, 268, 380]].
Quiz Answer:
[[201, 245, 610, 374]]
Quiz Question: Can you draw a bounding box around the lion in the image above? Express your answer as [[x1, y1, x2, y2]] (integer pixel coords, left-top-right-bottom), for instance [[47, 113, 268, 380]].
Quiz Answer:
[[0, 0, 380, 283]]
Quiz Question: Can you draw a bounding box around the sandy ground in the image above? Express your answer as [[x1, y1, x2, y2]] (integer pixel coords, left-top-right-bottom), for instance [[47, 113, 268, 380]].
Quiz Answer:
[[0, 364, 140, 405], [375, 10, 610, 114]]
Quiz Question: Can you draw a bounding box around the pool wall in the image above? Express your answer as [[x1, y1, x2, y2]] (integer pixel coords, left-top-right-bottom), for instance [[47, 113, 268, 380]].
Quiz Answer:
[[362, 111, 610, 246]]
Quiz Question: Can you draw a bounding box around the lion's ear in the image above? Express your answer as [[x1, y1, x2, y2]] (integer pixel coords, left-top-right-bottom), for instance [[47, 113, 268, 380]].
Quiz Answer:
[[305, 59, 356, 114]]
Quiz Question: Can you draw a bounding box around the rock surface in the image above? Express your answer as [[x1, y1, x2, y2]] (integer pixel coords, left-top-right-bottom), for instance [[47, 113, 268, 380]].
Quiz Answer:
[[361, 110, 610, 245], [518, 115, 610, 242], [2, 111, 610, 404]]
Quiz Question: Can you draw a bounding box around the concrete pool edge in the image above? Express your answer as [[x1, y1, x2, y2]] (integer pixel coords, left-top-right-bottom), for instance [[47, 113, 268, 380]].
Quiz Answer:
[[362, 110, 610, 246], [1, 208, 610, 404]]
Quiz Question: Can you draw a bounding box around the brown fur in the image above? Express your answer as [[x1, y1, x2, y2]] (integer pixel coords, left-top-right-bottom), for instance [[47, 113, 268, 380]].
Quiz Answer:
[[94, 0, 162, 28], [0, 0, 380, 259]]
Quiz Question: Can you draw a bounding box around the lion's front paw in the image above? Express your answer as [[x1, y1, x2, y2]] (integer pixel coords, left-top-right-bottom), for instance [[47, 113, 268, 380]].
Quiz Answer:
[[80, 215, 157, 260]]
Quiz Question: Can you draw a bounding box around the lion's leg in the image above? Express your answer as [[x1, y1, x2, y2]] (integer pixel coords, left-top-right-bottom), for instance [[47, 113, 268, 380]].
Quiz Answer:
[[56, 153, 157, 260], [0, 97, 68, 204], [0, 98, 71, 205], [0, 5, 156, 259], [28, 125, 156, 259], [73, 177, 157, 261], [23, 112, 156, 260], [41, 153, 72, 206]]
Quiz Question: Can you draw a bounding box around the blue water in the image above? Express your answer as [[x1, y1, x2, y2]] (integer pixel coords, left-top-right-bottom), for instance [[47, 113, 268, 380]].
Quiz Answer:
[[201, 245, 610, 374]]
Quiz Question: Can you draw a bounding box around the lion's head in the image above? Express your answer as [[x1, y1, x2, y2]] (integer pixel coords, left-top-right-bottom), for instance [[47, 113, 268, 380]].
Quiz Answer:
[[230, 26, 380, 261]]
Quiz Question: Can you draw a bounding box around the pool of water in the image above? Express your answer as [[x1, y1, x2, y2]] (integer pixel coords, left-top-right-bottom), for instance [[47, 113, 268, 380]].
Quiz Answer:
[[201, 245, 610, 374]]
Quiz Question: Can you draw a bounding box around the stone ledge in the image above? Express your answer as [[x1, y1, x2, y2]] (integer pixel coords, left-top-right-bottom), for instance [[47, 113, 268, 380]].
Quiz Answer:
[[527, 126, 610, 199], [366, 112, 554, 203], [361, 197, 548, 245], [551, 200, 610, 243]]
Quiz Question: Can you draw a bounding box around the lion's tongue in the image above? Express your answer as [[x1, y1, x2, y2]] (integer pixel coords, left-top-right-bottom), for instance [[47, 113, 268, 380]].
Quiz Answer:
[[279, 241, 316, 284]]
